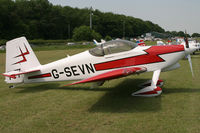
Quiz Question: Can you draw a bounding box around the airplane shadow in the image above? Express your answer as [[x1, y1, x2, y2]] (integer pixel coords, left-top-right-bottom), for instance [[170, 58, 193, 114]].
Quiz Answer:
[[88, 85, 200, 113], [163, 88, 200, 94], [18, 79, 162, 112], [17, 78, 200, 113], [88, 79, 162, 113], [17, 83, 62, 93], [18, 82, 109, 93]]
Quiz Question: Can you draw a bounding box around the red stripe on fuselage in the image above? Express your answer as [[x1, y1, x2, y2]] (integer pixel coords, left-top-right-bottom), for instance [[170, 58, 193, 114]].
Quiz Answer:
[[94, 45, 184, 71], [28, 73, 51, 79]]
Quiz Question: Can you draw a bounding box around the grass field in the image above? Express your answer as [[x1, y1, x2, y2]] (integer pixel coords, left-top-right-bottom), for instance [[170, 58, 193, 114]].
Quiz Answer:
[[1, 48, 200, 133]]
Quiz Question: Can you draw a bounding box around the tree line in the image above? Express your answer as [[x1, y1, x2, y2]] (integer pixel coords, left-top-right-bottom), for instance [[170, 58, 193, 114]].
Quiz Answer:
[[0, 0, 166, 40], [165, 31, 200, 38], [0, 0, 199, 41]]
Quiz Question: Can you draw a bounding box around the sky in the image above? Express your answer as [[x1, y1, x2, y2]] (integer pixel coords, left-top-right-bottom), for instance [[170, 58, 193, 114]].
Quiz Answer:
[[48, 0, 200, 34]]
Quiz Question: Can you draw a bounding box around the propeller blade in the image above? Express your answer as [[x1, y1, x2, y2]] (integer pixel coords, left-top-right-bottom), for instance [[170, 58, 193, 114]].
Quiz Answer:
[[184, 30, 189, 48], [187, 54, 194, 77]]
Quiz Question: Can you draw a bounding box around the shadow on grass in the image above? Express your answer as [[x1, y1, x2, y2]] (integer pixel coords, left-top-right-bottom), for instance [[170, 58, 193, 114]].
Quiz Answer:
[[17, 78, 146, 93], [17, 83, 61, 93], [88, 79, 162, 113], [17, 78, 200, 113], [88, 86, 200, 113], [163, 88, 200, 94], [18, 79, 163, 113], [18, 82, 110, 93]]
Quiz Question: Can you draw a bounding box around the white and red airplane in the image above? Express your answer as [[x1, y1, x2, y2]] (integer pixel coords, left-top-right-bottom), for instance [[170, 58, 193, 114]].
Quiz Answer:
[[93, 39, 106, 45], [136, 39, 146, 46], [3, 37, 195, 97]]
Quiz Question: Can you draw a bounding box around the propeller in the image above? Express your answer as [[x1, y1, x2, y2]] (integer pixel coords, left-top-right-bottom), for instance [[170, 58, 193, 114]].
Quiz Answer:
[[184, 30, 194, 77], [187, 54, 194, 77]]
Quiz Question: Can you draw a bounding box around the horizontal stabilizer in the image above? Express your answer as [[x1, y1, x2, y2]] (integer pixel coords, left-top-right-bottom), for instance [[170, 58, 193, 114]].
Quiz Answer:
[[2, 68, 40, 79], [65, 67, 147, 86]]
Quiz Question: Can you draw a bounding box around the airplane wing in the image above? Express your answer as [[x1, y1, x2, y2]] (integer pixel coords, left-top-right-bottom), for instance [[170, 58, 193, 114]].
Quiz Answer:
[[2, 68, 40, 79], [65, 67, 147, 86]]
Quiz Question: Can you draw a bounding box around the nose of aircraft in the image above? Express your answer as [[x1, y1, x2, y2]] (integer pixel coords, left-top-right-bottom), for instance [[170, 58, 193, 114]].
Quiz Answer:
[[184, 45, 195, 55]]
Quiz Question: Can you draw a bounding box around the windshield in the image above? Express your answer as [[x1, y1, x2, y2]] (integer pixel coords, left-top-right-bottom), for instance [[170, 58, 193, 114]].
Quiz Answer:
[[89, 40, 137, 56]]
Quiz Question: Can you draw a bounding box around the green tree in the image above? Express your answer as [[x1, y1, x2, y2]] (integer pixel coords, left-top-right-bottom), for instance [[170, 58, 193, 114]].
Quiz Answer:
[[177, 31, 185, 37], [0, 0, 15, 39], [105, 35, 112, 41], [192, 33, 200, 37], [72, 26, 102, 41], [0, 0, 166, 39]]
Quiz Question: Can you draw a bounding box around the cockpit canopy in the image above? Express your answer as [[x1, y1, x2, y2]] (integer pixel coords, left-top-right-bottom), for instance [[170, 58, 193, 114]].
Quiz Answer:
[[89, 40, 137, 56]]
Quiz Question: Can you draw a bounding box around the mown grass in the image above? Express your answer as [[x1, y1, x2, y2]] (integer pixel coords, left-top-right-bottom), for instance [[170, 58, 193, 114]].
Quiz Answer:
[[0, 43, 95, 53], [32, 44, 95, 51], [0, 48, 200, 133], [0, 39, 167, 53]]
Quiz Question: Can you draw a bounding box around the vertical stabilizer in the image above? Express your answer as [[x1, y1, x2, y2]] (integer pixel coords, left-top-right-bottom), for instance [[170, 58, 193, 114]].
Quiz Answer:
[[5, 37, 41, 83]]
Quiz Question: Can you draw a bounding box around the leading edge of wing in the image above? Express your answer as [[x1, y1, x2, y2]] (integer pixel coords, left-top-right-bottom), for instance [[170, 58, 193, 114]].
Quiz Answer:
[[65, 66, 147, 86]]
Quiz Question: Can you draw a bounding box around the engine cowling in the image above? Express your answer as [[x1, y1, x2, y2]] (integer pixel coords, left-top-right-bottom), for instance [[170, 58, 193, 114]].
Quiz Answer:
[[162, 63, 180, 72]]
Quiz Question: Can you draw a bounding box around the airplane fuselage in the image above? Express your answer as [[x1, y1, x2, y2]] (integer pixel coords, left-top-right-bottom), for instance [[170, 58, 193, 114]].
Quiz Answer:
[[22, 45, 185, 84]]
